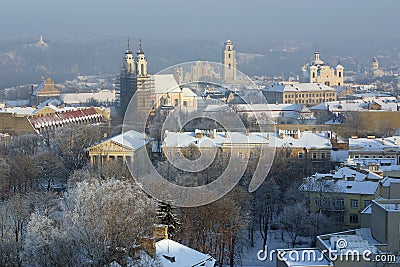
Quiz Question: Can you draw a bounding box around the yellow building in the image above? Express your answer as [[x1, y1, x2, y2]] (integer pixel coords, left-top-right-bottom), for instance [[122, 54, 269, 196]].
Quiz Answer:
[[302, 50, 344, 87], [301, 166, 382, 229], [88, 130, 151, 167], [153, 74, 198, 110], [30, 77, 61, 105], [263, 82, 337, 106]]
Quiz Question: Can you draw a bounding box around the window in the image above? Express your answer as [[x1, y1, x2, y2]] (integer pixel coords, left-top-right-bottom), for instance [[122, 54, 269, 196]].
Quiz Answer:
[[321, 152, 326, 159], [338, 72, 342, 78], [298, 152, 304, 159], [228, 53, 231, 58], [228, 63, 231, 69], [336, 213, 345, 223], [336, 198, 345, 208], [364, 200, 371, 208], [312, 72, 315, 78], [249, 152, 254, 158], [351, 199, 359, 208], [350, 214, 358, 224], [174, 99, 179, 106], [238, 152, 243, 158], [312, 152, 317, 159], [183, 101, 188, 106]]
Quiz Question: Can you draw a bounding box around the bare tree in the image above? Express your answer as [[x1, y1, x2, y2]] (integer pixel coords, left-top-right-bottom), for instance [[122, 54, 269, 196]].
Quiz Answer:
[[277, 203, 310, 248], [50, 125, 101, 172]]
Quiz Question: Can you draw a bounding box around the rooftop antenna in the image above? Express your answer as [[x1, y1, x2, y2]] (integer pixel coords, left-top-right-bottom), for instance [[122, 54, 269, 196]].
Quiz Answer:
[[127, 38, 130, 50]]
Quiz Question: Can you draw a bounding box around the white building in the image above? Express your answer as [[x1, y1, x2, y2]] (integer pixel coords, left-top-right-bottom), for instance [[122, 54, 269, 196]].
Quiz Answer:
[[348, 136, 400, 166]]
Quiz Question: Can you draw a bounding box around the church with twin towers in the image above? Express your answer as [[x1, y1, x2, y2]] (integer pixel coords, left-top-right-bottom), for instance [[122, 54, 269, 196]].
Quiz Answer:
[[117, 38, 238, 116]]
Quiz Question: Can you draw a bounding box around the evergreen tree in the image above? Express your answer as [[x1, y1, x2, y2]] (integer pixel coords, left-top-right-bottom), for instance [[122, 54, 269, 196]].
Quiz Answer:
[[157, 201, 181, 239]]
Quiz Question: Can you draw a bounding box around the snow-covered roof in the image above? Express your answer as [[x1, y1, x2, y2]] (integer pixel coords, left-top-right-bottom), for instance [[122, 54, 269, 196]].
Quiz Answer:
[[153, 74, 180, 95], [109, 130, 150, 150], [310, 98, 399, 112], [155, 239, 215, 267], [153, 74, 197, 98], [314, 166, 382, 181], [301, 177, 379, 195], [381, 177, 400, 187], [272, 131, 332, 149], [204, 103, 315, 121], [302, 166, 381, 194], [264, 82, 336, 93], [163, 130, 269, 148], [349, 136, 400, 151], [0, 106, 36, 115], [163, 130, 332, 149], [61, 90, 116, 104]]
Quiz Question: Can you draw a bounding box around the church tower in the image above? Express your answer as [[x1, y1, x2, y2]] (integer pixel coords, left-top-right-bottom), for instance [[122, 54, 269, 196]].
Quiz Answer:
[[118, 39, 137, 116], [372, 56, 379, 71], [222, 39, 237, 83], [135, 41, 153, 120], [137, 41, 148, 77], [124, 39, 135, 74]]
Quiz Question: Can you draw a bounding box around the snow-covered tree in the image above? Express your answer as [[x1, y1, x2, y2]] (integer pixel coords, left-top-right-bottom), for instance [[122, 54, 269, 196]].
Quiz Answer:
[[157, 201, 181, 239], [63, 178, 157, 265], [23, 210, 77, 266]]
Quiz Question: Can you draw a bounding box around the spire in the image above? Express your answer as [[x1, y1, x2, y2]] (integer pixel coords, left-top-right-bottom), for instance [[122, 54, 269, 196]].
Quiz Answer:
[[125, 38, 132, 54], [137, 39, 144, 54]]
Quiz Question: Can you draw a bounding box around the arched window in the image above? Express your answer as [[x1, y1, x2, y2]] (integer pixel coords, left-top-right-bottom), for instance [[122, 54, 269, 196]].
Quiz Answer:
[[228, 63, 231, 69], [228, 53, 231, 58]]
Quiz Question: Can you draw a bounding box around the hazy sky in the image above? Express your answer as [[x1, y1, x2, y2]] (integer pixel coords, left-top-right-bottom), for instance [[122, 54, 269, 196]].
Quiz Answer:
[[1, 0, 399, 44]]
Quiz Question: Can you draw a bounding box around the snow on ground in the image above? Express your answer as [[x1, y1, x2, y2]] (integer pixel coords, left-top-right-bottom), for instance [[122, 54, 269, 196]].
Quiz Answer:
[[238, 230, 312, 267]]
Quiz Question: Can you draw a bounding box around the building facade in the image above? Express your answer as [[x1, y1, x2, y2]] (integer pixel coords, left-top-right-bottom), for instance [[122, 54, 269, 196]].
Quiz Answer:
[[301, 50, 344, 87], [301, 166, 382, 229], [88, 130, 151, 167], [263, 82, 337, 106]]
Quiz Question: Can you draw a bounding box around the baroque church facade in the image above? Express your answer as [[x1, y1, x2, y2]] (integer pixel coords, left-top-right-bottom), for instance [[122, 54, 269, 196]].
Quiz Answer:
[[301, 50, 344, 87]]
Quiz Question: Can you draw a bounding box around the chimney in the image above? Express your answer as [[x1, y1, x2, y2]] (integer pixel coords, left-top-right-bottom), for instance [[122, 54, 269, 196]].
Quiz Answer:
[[347, 175, 355, 181], [153, 224, 168, 241], [143, 133, 147, 140], [382, 138, 385, 145], [312, 128, 316, 134], [140, 237, 156, 258], [294, 133, 299, 139], [279, 133, 284, 139], [246, 129, 250, 136], [394, 138, 398, 146], [395, 203, 399, 210], [356, 163, 361, 172]]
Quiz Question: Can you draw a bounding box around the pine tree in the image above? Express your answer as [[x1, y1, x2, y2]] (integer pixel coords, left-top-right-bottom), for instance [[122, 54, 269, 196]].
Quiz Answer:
[[157, 201, 181, 239]]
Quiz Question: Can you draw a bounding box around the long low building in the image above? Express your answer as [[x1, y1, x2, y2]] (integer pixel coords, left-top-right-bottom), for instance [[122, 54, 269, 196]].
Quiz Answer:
[[263, 82, 337, 106], [0, 101, 109, 135], [205, 103, 316, 124]]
